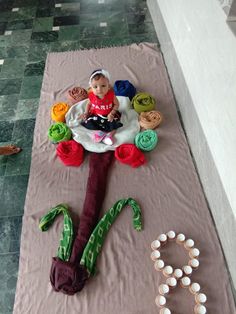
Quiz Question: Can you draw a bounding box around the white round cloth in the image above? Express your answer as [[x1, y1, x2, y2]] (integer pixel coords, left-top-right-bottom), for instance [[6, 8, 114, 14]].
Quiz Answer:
[[65, 96, 140, 153]]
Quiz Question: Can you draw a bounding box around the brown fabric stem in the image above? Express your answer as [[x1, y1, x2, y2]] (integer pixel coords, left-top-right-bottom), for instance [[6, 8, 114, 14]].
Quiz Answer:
[[70, 150, 114, 264]]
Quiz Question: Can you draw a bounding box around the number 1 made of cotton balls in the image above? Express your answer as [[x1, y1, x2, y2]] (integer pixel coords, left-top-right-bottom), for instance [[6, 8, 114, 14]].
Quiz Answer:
[[131, 92, 155, 113], [135, 130, 158, 152]]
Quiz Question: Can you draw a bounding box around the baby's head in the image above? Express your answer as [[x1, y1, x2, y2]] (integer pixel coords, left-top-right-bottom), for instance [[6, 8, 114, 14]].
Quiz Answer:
[[89, 69, 110, 98]]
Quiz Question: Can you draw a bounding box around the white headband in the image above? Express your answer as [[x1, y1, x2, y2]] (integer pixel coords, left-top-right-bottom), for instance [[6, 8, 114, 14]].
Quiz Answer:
[[89, 69, 111, 86]]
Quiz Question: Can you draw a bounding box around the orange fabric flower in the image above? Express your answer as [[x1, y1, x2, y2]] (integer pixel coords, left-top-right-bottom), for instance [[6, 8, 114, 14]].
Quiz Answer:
[[51, 102, 70, 122]]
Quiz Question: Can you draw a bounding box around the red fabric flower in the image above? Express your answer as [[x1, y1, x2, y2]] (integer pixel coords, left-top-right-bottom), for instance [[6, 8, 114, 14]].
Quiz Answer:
[[115, 144, 146, 168], [56, 140, 84, 167]]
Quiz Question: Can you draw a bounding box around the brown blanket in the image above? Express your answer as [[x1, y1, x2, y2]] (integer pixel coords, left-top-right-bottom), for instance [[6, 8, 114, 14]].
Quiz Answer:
[[13, 43, 235, 314]]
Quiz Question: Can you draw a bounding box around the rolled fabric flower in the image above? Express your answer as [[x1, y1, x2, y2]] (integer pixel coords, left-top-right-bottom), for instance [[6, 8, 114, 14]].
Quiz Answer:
[[51, 102, 70, 122], [131, 92, 155, 113], [115, 143, 146, 168], [56, 140, 84, 167], [67, 86, 88, 104], [139, 110, 163, 130], [48, 122, 72, 143], [135, 130, 158, 152], [114, 80, 137, 100]]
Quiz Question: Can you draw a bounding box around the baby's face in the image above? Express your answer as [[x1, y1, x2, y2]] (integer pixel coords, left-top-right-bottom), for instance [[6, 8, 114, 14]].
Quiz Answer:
[[91, 76, 109, 98]]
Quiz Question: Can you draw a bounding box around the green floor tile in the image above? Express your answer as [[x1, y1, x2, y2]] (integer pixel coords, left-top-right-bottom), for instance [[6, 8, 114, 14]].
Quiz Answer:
[[31, 31, 58, 43], [6, 45, 30, 58], [15, 98, 39, 120], [11, 118, 35, 147], [80, 12, 129, 39], [0, 176, 4, 194], [128, 21, 156, 35], [0, 12, 10, 23], [0, 216, 22, 253], [36, 6, 55, 18], [0, 58, 27, 79], [13, 0, 38, 7], [5, 146, 32, 176], [0, 78, 22, 96], [0, 47, 7, 59], [0, 94, 19, 121], [0, 121, 15, 142], [8, 29, 32, 46], [9, 7, 37, 21], [28, 42, 51, 62], [56, 0, 81, 3], [33, 17, 53, 32], [80, 11, 126, 25], [24, 60, 45, 76], [129, 33, 159, 45], [19, 75, 43, 99], [6, 18, 34, 30], [79, 36, 132, 50], [127, 11, 152, 24], [80, 0, 125, 13], [50, 40, 80, 52], [58, 25, 80, 41], [0, 253, 19, 314], [0, 35, 11, 48], [0, 155, 7, 176], [54, 2, 80, 17], [0, 174, 28, 216]]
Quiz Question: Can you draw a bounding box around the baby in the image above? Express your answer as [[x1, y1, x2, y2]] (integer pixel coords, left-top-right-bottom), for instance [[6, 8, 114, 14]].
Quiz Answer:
[[80, 69, 123, 145]]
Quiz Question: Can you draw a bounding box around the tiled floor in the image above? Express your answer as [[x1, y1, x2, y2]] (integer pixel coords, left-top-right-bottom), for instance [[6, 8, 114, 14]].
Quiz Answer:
[[0, 0, 159, 312]]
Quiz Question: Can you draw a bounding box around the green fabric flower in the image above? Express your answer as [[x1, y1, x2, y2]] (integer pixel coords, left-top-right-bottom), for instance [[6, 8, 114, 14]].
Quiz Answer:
[[135, 130, 158, 152], [131, 92, 155, 113], [48, 122, 72, 143]]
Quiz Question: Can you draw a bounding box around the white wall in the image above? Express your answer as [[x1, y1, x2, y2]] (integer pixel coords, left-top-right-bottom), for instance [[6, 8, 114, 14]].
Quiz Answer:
[[218, 0, 233, 15], [147, 0, 236, 292]]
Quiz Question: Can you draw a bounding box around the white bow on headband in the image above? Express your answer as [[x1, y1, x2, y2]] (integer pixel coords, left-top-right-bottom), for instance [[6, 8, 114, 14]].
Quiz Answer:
[[89, 69, 111, 86]]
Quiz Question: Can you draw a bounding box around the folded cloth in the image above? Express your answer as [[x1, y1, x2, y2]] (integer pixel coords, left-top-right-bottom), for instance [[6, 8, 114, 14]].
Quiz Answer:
[[81, 198, 142, 276], [114, 80, 136, 100], [48, 122, 72, 143], [56, 140, 84, 167], [51, 102, 70, 122], [39, 204, 73, 262], [135, 130, 158, 152], [139, 110, 163, 129], [67, 86, 88, 104], [115, 143, 146, 168], [131, 92, 155, 113]]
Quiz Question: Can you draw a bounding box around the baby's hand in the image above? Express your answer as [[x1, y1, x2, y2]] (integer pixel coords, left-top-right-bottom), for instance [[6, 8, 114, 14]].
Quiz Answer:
[[78, 113, 88, 120], [107, 112, 114, 122]]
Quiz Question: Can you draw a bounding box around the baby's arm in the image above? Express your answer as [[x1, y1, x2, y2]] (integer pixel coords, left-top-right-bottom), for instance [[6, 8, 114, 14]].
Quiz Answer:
[[107, 96, 119, 122], [78, 101, 91, 120]]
